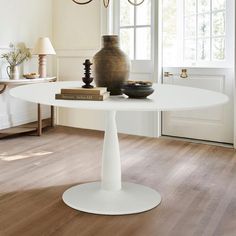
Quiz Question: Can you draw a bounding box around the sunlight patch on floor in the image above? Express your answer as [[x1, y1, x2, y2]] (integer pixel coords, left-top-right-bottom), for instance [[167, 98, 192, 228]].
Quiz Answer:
[[0, 151, 53, 161], [168, 162, 197, 181]]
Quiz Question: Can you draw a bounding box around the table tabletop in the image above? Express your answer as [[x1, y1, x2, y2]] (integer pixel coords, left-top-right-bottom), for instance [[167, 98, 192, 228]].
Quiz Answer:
[[0, 77, 56, 85], [10, 81, 228, 112]]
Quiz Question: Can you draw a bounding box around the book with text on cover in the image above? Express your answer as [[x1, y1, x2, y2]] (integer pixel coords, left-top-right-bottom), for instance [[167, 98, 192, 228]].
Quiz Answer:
[[61, 87, 107, 95], [55, 92, 110, 101]]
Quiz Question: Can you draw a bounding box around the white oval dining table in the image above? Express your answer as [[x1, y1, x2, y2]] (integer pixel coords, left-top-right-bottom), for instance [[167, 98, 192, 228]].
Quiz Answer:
[[10, 81, 228, 215]]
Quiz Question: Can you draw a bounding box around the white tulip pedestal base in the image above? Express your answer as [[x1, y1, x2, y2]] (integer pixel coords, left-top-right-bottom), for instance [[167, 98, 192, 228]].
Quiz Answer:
[[62, 111, 162, 215], [62, 182, 161, 215]]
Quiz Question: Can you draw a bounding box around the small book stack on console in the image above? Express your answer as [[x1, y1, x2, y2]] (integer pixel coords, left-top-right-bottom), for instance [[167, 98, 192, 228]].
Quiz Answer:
[[55, 87, 110, 101]]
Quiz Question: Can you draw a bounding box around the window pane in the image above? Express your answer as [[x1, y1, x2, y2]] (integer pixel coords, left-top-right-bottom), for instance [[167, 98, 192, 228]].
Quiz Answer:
[[198, 13, 210, 37], [136, 0, 151, 25], [163, 0, 178, 66], [136, 27, 151, 60], [198, 38, 210, 60], [212, 11, 225, 36], [184, 39, 196, 60], [185, 16, 196, 38], [212, 37, 225, 60], [212, 0, 226, 11], [120, 0, 134, 26], [185, 0, 196, 15], [120, 28, 134, 60], [198, 0, 210, 13]]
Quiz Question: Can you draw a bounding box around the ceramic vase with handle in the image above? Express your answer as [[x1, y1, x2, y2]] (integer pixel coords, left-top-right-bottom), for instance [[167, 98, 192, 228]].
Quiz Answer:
[[7, 65, 20, 80], [93, 35, 130, 95]]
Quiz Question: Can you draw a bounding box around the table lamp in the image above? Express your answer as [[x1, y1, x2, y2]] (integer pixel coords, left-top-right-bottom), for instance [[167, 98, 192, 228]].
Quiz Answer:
[[33, 37, 56, 78]]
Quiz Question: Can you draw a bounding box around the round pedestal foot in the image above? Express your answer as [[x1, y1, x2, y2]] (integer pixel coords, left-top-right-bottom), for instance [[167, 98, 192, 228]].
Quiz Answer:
[[62, 182, 161, 215]]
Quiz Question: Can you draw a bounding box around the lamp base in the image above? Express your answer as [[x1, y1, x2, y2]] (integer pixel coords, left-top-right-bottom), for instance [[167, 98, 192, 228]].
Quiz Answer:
[[38, 55, 47, 78]]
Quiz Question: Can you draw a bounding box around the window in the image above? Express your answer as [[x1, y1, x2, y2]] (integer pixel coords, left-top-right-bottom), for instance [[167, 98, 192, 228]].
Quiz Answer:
[[117, 0, 152, 61], [163, 0, 232, 67]]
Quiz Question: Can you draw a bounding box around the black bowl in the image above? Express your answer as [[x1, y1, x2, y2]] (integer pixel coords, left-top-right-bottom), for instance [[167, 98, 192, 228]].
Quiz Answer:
[[122, 81, 154, 99], [123, 81, 153, 88]]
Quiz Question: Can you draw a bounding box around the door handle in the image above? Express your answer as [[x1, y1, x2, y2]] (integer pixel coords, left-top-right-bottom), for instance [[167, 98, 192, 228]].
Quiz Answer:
[[164, 72, 173, 77]]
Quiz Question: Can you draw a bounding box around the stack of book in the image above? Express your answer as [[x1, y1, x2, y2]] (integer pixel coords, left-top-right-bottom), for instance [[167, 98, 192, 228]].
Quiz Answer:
[[55, 87, 110, 101]]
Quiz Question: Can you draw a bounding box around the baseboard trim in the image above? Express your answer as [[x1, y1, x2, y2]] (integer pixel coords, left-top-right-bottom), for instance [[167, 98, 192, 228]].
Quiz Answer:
[[161, 135, 233, 148]]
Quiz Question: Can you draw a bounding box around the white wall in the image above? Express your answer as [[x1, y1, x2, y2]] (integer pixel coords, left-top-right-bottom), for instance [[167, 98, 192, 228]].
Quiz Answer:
[[53, 0, 157, 137], [53, 0, 105, 131], [0, 0, 53, 129]]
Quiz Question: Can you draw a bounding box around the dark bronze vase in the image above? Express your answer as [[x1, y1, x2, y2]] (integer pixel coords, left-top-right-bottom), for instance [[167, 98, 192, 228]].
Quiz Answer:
[[93, 35, 130, 95]]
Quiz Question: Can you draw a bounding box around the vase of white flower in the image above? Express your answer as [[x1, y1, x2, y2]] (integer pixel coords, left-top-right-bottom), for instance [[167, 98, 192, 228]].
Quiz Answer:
[[7, 65, 20, 80], [1, 43, 31, 80]]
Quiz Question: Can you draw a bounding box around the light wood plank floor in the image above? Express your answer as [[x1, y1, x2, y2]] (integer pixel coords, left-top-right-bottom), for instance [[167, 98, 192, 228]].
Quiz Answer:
[[0, 126, 236, 236]]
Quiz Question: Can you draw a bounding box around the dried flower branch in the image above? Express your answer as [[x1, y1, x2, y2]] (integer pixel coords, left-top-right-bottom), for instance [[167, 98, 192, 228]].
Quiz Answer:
[[1, 43, 31, 66]]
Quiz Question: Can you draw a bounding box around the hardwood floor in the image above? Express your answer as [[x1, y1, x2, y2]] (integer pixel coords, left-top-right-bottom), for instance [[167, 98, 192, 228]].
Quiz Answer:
[[0, 126, 236, 236]]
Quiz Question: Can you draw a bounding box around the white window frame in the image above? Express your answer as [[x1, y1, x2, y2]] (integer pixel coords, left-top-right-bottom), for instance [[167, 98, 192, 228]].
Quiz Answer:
[[110, 0, 155, 74], [163, 0, 234, 68]]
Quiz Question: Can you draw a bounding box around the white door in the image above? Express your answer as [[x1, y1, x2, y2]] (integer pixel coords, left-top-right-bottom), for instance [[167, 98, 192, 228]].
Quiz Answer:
[[161, 0, 235, 144]]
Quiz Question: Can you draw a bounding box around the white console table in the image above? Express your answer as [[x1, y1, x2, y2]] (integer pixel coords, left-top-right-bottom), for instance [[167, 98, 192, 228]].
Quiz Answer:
[[10, 81, 228, 215], [0, 77, 56, 137]]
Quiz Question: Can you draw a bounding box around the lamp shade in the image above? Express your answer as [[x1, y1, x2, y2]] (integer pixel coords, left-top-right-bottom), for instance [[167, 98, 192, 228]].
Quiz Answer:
[[33, 37, 56, 55]]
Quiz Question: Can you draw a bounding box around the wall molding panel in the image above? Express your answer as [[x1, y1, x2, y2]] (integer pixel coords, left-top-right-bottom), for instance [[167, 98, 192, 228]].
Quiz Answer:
[[56, 49, 98, 58]]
